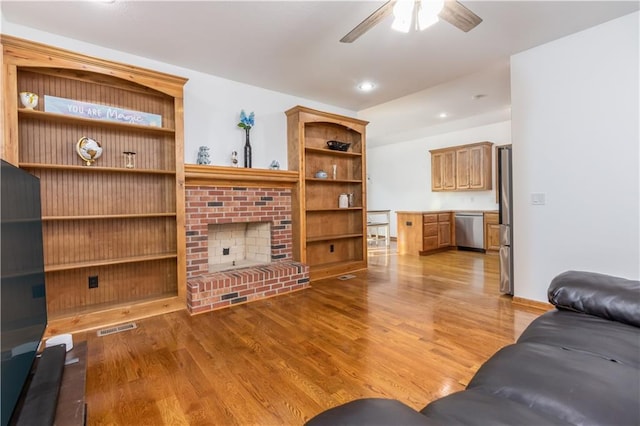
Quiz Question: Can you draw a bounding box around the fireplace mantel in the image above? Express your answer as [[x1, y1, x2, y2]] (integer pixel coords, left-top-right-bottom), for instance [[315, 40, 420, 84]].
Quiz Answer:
[[185, 164, 298, 188]]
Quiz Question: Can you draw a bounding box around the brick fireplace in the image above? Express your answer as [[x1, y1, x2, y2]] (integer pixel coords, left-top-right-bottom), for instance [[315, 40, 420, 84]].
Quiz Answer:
[[184, 166, 308, 314]]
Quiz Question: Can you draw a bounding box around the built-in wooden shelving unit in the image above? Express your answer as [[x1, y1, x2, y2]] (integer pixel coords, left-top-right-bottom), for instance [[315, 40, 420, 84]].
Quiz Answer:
[[1, 35, 187, 323], [286, 106, 369, 281]]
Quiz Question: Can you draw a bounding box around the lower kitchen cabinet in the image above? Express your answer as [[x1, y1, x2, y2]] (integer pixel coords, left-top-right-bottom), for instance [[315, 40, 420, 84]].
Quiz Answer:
[[397, 211, 453, 255], [484, 212, 500, 251]]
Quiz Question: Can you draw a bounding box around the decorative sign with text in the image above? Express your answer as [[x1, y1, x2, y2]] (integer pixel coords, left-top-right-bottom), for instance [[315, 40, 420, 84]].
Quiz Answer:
[[44, 95, 162, 127]]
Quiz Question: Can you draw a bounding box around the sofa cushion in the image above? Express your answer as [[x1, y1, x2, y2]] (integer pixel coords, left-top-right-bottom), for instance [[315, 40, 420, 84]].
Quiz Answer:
[[305, 398, 432, 426], [420, 388, 573, 425], [467, 342, 640, 426], [518, 309, 640, 368], [548, 271, 640, 327]]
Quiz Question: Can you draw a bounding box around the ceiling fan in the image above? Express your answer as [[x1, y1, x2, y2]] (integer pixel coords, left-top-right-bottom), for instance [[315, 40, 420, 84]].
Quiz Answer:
[[340, 0, 482, 43]]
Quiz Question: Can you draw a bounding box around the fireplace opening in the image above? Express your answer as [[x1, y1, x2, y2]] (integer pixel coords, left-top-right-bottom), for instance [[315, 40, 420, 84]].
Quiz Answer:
[[208, 222, 271, 273]]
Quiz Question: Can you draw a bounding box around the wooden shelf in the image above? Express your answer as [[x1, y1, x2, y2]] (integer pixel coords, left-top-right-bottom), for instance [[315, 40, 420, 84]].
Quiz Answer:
[[45, 253, 178, 272], [43, 213, 176, 221], [305, 178, 362, 183], [19, 163, 176, 175], [185, 164, 298, 188], [307, 233, 363, 243], [18, 108, 176, 135], [307, 207, 363, 212], [305, 147, 362, 157]]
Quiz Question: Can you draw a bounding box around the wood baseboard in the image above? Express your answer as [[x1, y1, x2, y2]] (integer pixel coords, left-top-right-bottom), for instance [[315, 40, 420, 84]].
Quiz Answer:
[[512, 296, 554, 312], [45, 296, 185, 337]]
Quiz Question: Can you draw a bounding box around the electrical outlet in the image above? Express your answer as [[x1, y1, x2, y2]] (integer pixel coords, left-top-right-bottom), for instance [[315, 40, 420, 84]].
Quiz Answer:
[[88, 275, 98, 289], [223, 248, 230, 255], [330, 244, 334, 253]]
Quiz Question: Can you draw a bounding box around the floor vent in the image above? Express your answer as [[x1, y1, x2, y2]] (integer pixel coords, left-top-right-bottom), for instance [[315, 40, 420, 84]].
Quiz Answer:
[[337, 274, 357, 281], [97, 322, 137, 337]]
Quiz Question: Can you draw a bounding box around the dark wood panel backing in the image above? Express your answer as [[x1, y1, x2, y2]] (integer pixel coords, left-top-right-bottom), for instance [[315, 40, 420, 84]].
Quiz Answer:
[[18, 118, 175, 170], [306, 238, 363, 267], [305, 182, 363, 210], [306, 210, 363, 239], [42, 218, 177, 266], [45, 259, 177, 316], [17, 69, 175, 129], [303, 122, 363, 154], [28, 169, 176, 216]]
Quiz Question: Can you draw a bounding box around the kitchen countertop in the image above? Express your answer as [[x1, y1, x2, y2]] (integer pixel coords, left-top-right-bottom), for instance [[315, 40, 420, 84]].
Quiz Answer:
[[396, 210, 498, 214]]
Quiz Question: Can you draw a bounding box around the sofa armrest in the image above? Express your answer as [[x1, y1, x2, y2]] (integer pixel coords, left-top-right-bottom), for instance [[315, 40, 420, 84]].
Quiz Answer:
[[548, 271, 640, 327], [305, 399, 432, 426]]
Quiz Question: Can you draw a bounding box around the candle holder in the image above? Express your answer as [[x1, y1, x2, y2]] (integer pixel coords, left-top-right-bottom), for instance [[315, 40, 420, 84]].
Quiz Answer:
[[123, 151, 136, 169]]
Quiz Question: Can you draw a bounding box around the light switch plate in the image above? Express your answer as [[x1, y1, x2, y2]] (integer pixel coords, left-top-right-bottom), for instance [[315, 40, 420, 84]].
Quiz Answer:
[[531, 193, 546, 205]]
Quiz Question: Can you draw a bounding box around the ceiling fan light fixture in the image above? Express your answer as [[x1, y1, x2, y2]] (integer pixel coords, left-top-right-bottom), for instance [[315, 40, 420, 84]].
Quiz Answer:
[[391, 0, 414, 33], [417, 0, 444, 30]]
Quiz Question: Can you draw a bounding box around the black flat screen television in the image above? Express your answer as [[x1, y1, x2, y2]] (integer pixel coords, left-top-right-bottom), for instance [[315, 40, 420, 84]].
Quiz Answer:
[[1, 160, 48, 426]]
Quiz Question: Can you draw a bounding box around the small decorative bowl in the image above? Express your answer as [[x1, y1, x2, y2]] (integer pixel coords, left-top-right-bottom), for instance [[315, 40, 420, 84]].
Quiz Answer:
[[315, 170, 328, 179], [327, 140, 351, 152], [19, 91, 39, 109]]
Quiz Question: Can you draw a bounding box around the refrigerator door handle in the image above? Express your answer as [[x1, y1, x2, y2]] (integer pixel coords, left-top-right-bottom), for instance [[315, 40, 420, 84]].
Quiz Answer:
[[499, 245, 513, 295], [499, 224, 511, 246]]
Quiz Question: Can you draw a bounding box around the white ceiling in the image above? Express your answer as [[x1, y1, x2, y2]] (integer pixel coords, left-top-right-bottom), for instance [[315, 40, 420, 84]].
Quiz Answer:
[[2, 1, 638, 146]]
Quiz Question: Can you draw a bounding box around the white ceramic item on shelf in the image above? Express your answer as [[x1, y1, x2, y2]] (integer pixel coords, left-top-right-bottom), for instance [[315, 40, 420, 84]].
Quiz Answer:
[[19, 91, 39, 109], [315, 170, 328, 179], [339, 193, 349, 208]]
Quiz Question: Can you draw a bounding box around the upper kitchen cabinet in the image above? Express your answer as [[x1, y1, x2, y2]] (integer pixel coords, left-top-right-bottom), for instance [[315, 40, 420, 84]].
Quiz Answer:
[[430, 141, 493, 191], [431, 150, 456, 191]]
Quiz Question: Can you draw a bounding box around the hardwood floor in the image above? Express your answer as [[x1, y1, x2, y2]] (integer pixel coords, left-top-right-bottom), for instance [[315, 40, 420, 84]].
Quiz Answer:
[[81, 248, 545, 425]]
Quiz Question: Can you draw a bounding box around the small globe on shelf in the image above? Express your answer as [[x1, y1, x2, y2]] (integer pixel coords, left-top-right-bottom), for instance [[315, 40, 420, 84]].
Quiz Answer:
[[76, 136, 103, 166]]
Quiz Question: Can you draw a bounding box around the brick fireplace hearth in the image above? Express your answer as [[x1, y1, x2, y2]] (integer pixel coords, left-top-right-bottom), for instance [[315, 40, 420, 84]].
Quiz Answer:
[[184, 167, 308, 314]]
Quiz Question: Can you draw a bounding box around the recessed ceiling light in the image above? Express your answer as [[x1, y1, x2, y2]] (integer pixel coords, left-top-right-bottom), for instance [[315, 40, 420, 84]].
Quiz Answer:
[[439, 112, 448, 118], [357, 81, 375, 92]]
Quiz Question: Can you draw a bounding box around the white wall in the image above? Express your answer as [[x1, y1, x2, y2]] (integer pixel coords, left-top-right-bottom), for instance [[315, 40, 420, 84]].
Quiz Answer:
[[366, 120, 511, 236], [511, 12, 639, 302], [0, 20, 355, 169]]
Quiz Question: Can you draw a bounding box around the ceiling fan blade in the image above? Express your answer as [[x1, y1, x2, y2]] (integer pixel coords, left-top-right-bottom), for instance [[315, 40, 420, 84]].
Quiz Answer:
[[439, 0, 483, 32], [340, 1, 395, 43]]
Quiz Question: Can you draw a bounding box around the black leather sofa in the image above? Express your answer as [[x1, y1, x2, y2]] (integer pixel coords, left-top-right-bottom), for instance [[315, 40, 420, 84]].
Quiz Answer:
[[306, 271, 640, 426]]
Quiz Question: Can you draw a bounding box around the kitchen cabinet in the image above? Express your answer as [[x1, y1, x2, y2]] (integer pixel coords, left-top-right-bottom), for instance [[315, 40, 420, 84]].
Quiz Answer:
[[430, 142, 493, 191], [438, 213, 453, 247], [431, 150, 456, 191], [397, 213, 424, 255], [286, 106, 368, 281], [484, 212, 500, 251], [1, 35, 186, 320], [397, 211, 453, 255]]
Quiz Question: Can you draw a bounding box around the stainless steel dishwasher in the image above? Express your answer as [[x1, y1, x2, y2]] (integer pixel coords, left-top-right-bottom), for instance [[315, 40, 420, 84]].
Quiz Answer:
[[455, 212, 484, 250]]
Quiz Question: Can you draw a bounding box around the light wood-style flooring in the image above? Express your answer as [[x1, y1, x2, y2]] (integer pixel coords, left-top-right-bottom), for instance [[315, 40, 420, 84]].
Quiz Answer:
[[80, 247, 544, 425]]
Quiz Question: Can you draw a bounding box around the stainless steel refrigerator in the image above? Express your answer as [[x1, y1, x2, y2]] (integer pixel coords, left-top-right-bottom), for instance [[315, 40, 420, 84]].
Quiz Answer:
[[498, 146, 514, 295]]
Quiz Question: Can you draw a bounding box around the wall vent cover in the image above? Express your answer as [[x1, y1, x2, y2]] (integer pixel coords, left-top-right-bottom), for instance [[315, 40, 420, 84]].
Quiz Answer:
[[97, 322, 137, 337]]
